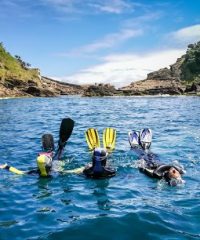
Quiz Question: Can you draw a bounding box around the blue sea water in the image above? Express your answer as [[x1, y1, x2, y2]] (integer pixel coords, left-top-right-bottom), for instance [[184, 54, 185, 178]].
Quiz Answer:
[[0, 96, 200, 240]]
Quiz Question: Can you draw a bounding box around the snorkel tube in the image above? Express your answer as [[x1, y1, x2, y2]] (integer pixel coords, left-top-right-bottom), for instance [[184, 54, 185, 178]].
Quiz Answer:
[[37, 153, 53, 177]]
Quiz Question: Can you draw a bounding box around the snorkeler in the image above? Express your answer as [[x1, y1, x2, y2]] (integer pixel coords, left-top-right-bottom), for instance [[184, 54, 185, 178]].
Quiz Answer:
[[84, 128, 117, 179], [0, 125, 116, 180], [0, 118, 75, 177], [83, 147, 116, 179], [128, 128, 185, 186]]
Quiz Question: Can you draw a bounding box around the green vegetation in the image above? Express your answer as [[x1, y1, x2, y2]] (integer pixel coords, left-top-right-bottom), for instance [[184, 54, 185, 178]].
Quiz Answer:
[[0, 42, 40, 84], [181, 41, 200, 83]]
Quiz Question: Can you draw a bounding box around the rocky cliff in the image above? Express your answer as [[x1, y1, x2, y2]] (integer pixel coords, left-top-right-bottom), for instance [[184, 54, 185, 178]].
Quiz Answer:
[[83, 83, 121, 97], [2, 41, 200, 98], [0, 43, 84, 98], [121, 41, 200, 95]]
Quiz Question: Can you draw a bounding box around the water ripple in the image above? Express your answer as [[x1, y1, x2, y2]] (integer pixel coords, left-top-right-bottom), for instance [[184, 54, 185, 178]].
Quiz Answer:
[[0, 96, 200, 240]]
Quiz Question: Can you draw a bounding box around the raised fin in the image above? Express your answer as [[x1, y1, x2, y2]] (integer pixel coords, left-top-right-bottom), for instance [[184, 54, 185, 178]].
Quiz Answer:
[[85, 128, 100, 150], [59, 118, 74, 145], [55, 118, 75, 160], [103, 128, 116, 152], [140, 128, 152, 150], [128, 130, 140, 147]]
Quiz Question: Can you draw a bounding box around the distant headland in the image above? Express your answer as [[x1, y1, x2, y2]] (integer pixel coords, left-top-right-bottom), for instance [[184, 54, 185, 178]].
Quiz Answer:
[[0, 41, 200, 98]]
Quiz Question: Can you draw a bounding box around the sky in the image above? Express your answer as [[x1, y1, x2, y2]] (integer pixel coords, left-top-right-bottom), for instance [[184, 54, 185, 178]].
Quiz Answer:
[[1, 0, 200, 87]]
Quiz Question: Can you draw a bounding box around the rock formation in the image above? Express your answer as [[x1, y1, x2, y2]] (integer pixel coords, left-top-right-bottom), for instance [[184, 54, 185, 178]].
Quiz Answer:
[[1, 40, 200, 98], [121, 41, 200, 95], [0, 43, 84, 98], [83, 83, 120, 97]]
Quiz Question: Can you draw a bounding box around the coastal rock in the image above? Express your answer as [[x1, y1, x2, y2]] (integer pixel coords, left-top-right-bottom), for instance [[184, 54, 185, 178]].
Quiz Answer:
[[0, 83, 30, 98], [1, 41, 200, 97], [121, 79, 185, 95], [25, 86, 56, 97], [83, 84, 119, 97], [147, 68, 173, 80], [41, 77, 84, 96], [0, 43, 84, 98], [185, 83, 200, 93], [122, 41, 200, 95]]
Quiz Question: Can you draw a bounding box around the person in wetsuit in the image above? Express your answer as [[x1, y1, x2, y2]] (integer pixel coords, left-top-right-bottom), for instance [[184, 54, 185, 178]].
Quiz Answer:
[[129, 129, 185, 186], [0, 152, 54, 177], [83, 147, 116, 179], [138, 153, 185, 186], [0, 148, 116, 179]]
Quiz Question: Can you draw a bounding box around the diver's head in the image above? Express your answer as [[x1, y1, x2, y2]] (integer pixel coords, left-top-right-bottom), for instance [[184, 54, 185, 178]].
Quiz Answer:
[[164, 167, 184, 186], [37, 153, 53, 177], [168, 167, 181, 179], [92, 147, 108, 172]]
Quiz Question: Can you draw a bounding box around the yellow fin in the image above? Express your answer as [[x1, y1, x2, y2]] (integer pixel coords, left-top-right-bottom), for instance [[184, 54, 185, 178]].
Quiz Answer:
[[103, 128, 116, 152], [85, 128, 100, 150]]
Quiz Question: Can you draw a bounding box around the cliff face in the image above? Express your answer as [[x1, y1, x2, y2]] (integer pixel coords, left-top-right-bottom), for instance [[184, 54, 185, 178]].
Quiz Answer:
[[121, 41, 200, 95], [0, 43, 84, 98], [2, 41, 200, 98]]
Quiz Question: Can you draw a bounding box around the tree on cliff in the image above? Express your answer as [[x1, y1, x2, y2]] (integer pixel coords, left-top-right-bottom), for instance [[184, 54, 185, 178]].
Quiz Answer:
[[14, 55, 31, 69], [181, 41, 200, 82]]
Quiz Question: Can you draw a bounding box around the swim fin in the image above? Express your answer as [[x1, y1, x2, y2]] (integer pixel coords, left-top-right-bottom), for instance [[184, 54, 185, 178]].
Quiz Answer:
[[55, 118, 75, 159], [85, 128, 100, 150], [103, 128, 116, 152], [140, 128, 152, 150], [128, 130, 140, 148]]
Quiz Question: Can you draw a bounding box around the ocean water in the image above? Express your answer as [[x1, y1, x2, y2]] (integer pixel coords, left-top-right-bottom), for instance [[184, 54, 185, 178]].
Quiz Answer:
[[0, 96, 200, 240]]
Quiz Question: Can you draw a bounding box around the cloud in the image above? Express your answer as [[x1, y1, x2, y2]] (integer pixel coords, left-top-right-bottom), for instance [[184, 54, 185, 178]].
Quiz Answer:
[[88, 0, 132, 14], [44, 0, 134, 14], [123, 11, 163, 28], [52, 48, 186, 88], [169, 24, 200, 46], [60, 28, 143, 56], [57, 10, 162, 57], [0, 0, 136, 18]]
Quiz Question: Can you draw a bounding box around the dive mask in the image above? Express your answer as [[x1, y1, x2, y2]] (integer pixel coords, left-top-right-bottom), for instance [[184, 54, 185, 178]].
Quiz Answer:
[[169, 177, 185, 186]]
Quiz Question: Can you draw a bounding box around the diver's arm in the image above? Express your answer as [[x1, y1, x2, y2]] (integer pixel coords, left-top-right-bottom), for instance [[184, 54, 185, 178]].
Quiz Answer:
[[0, 163, 25, 175], [62, 164, 93, 174], [62, 166, 85, 174]]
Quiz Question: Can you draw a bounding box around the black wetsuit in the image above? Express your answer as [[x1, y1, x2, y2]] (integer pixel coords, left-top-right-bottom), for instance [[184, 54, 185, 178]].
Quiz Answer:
[[138, 152, 184, 182], [83, 155, 116, 179], [83, 166, 116, 179]]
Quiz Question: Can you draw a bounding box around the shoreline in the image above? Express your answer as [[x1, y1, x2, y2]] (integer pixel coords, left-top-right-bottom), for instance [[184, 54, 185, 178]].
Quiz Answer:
[[0, 93, 199, 100]]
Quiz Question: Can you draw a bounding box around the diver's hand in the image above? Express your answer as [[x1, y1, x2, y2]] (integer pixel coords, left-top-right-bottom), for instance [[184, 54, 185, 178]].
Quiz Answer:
[[0, 163, 8, 169]]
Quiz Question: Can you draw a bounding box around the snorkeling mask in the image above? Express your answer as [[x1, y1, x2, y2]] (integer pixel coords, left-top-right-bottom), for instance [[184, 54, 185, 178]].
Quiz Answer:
[[92, 148, 108, 173], [164, 166, 185, 186], [37, 153, 53, 177], [169, 177, 185, 186]]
